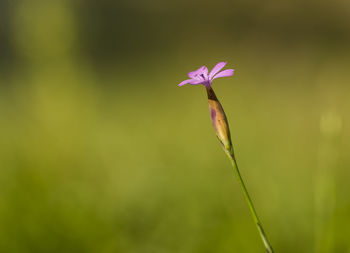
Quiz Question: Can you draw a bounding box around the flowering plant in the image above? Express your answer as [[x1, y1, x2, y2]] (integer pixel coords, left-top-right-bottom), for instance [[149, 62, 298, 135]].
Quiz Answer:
[[178, 62, 274, 253]]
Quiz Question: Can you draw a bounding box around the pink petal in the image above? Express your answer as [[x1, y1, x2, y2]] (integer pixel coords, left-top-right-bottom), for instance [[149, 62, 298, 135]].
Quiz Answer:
[[212, 69, 234, 80], [178, 78, 203, 86], [188, 66, 208, 80], [178, 79, 193, 86], [209, 62, 227, 79], [189, 79, 204, 85]]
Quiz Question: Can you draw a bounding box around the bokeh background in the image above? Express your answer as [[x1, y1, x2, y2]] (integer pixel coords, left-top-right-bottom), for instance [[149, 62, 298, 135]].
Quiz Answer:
[[1, 0, 350, 252]]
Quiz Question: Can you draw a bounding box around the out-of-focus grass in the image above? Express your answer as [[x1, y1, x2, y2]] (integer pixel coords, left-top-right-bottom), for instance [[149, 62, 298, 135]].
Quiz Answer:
[[1, 1, 350, 252]]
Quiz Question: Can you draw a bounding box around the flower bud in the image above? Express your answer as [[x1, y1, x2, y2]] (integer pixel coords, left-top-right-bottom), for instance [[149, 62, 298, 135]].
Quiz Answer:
[[206, 86, 233, 155]]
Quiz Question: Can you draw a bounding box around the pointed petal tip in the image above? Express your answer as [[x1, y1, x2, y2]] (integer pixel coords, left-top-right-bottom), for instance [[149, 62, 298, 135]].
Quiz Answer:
[[178, 79, 191, 87], [178, 78, 206, 87]]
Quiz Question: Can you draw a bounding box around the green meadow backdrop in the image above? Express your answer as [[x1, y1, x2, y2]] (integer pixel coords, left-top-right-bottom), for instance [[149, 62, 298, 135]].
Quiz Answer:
[[0, 0, 350, 252]]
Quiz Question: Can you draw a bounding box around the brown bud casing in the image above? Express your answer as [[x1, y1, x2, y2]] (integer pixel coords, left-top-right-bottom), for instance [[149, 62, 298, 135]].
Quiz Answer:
[[206, 86, 233, 154]]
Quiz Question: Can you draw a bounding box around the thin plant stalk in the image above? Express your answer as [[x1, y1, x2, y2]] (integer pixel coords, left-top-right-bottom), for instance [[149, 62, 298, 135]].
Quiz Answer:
[[226, 150, 274, 253]]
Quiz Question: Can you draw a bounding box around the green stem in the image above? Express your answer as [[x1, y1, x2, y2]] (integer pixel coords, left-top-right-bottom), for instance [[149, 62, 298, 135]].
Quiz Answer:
[[225, 151, 274, 253]]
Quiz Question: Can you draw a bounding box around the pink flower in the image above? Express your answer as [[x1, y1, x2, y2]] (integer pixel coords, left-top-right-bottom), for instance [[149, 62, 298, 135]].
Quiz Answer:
[[178, 62, 234, 87]]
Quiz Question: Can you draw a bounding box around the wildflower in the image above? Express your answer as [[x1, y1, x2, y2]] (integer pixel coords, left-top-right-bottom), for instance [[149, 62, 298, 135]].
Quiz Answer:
[[178, 62, 235, 154], [178, 62, 274, 253], [178, 62, 234, 87]]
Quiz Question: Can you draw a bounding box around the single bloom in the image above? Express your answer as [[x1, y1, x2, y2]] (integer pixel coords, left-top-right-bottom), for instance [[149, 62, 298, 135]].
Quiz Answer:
[[178, 61, 234, 87]]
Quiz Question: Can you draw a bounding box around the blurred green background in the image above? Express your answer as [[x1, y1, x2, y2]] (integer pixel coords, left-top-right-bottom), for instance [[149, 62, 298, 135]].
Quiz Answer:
[[1, 0, 350, 252]]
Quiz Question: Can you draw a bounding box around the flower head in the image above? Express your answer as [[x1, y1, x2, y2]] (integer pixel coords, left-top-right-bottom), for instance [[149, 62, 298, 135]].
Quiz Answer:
[[178, 61, 234, 87]]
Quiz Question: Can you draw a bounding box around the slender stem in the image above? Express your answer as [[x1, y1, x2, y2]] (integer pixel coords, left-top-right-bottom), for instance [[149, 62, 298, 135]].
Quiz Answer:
[[225, 150, 274, 253]]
